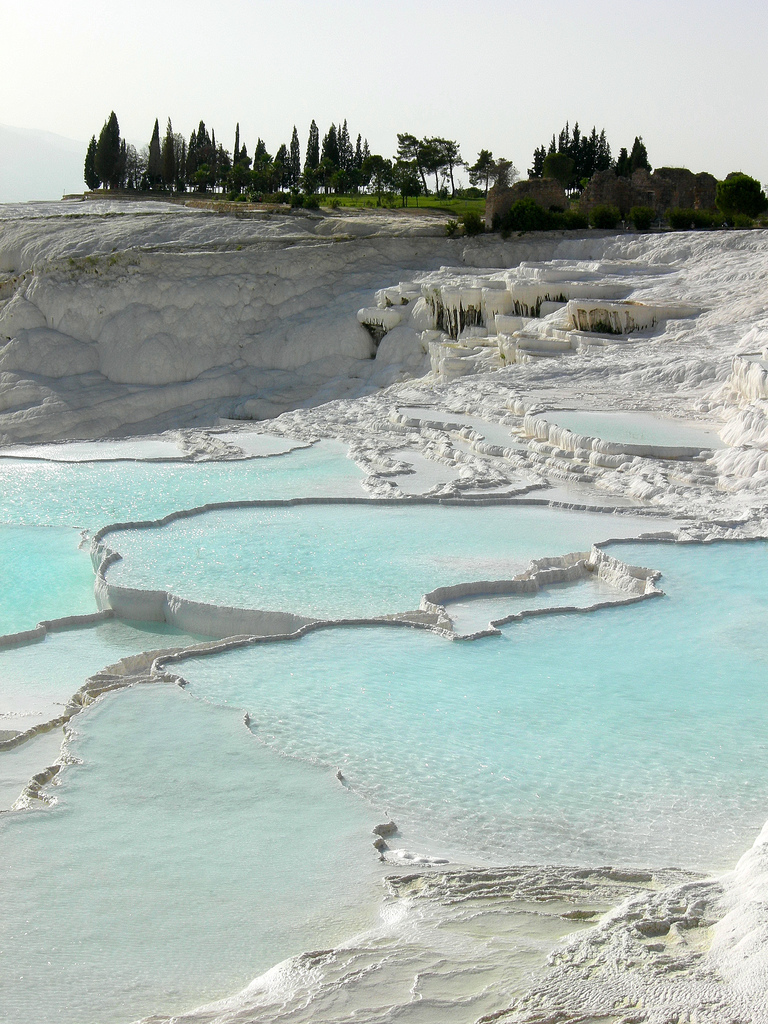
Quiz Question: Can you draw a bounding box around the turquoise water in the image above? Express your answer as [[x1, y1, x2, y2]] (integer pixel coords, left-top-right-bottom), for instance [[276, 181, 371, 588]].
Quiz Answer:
[[104, 504, 658, 619], [0, 525, 96, 635], [0, 441, 363, 529], [544, 410, 723, 448], [0, 684, 380, 1024], [0, 430, 765, 1024], [0, 619, 207, 734], [178, 541, 768, 872], [444, 575, 625, 634]]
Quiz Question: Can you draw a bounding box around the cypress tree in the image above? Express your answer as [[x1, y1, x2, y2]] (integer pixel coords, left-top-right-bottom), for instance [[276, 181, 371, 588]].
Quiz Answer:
[[186, 129, 198, 183], [95, 112, 121, 189], [289, 126, 301, 186], [234, 123, 240, 163], [629, 136, 651, 173], [84, 136, 99, 190], [305, 120, 319, 171], [321, 124, 339, 169], [116, 139, 127, 188], [147, 118, 162, 186], [274, 143, 288, 188], [354, 134, 363, 168], [161, 118, 176, 188], [338, 120, 352, 171], [615, 147, 631, 178]]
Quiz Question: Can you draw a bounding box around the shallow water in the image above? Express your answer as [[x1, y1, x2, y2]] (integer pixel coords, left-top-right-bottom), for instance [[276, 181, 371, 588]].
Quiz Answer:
[[0, 619, 207, 734], [0, 525, 95, 634], [0, 685, 381, 1024], [0, 440, 364, 529], [543, 409, 723, 448], [178, 541, 768, 873], [0, 429, 764, 1024], [103, 504, 660, 619]]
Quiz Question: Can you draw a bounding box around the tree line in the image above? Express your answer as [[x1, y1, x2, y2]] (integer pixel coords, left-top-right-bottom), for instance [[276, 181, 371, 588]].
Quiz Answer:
[[84, 112, 373, 196], [84, 111, 525, 203], [84, 112, 659, 203], [528, 122, 651, 189]]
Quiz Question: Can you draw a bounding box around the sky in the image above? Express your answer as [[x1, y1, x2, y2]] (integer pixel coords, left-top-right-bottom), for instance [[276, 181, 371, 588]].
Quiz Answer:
[[1, 0, 767, 199]]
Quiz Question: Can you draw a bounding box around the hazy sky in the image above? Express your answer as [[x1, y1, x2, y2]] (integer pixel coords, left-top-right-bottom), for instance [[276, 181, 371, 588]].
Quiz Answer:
[[3, 0, 767, 186]]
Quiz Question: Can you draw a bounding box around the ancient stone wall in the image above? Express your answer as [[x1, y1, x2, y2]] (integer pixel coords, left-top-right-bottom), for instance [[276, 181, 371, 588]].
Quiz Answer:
[[485, 179, 568, 229], [578, 167, 719, 218]]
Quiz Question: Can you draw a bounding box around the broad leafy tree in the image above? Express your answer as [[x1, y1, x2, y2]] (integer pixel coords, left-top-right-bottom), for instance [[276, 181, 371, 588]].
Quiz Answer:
[[716, 174, 768, 219], [542, 151, 574, 187], [469, 150, 495, 196], [362, 154, 392, 203]]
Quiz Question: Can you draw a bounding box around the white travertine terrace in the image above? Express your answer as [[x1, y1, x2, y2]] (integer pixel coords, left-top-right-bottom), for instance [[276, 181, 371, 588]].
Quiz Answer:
[[4, 204, 768, 1023]]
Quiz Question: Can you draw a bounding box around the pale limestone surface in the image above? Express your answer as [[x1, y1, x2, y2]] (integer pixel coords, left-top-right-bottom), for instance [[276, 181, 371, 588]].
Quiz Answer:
[[4, 205, 768, 1023]]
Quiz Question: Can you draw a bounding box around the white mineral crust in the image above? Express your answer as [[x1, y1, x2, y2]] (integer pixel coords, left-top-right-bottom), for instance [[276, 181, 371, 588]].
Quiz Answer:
[[5, 200, 768, 1022]]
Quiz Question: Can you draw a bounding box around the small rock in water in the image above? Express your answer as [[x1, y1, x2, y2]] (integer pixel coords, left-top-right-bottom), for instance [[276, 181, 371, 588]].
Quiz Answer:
[[335, 768, 344, 782], [372, 821, 398, 837]]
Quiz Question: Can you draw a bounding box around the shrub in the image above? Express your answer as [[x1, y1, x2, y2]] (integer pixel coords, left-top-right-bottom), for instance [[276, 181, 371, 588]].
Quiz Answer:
[[667, 208, 716, 230], [590, 205, 621, 229], [734, 213, 755, 228], [716, 174, 768, 219], [498, 197, 553, 234], [445, 219, 459, 237], [303, 193, 319, 209], [630, 206, 655, 231], [458, 186, 483, 199], [561, 208, 588, 229], [462, 210, 484, 236], [289, 191, 303, 208], [328, 197, 341, 209]]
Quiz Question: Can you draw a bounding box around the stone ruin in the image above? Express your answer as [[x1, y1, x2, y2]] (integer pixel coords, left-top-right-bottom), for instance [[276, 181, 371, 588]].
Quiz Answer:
[[579, 167, 718, 218], [484, 179, 568, 230], [484, 167, 718, 229]]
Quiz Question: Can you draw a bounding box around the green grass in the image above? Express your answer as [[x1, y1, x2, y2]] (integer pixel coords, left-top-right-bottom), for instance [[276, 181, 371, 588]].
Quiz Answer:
[[318, 194, 486, 218]]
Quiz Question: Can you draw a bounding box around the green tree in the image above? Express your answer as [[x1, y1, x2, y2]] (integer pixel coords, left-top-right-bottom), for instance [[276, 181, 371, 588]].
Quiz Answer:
[[629, 136, 651, 173], [420, 138, 446, 195], [433, 138, 462, 195], [338, 120, 353, 170], [321, 123, 339, 169], [528, 145, 546, 179], [95, 111, 121, 189], [615, 147, 631, 178], [289, 126, 301, 186], [397, 133, 428, 194], [469, 150, 495, 196], [491, 158, 517, 190], [274, 144, 289, 188], [84, 136, 99, 190], [161, 118, 176, 188], [362, 154, 392, 204], [716, 174, 768, 219], [147, 118, 162, 187], [305, 120, 320, 171], [392, 160, 421, 206], [542, 151, 575, 188]]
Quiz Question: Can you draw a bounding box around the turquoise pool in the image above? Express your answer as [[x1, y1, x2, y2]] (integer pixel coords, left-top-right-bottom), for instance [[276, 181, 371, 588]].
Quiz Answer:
[[102, 503, 660, 619]]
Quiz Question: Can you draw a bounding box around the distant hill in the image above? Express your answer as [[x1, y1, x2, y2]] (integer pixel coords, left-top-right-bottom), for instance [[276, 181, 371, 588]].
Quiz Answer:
[[0, 124, 86, 203]]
